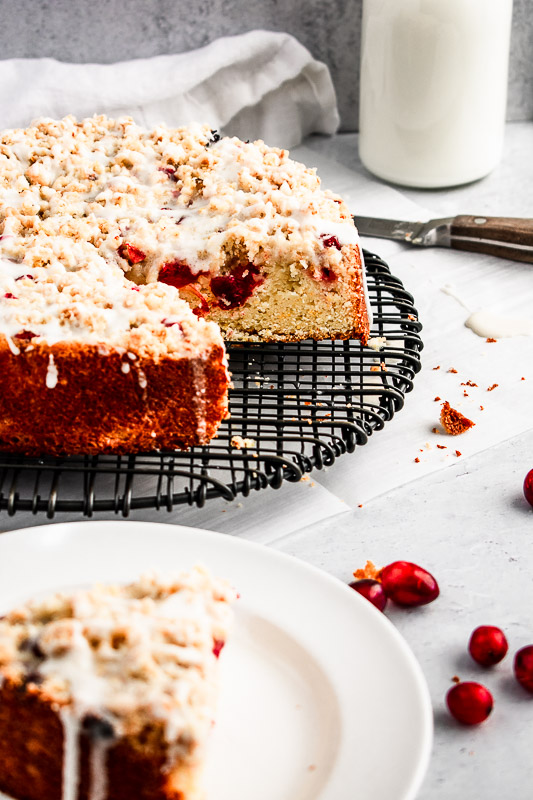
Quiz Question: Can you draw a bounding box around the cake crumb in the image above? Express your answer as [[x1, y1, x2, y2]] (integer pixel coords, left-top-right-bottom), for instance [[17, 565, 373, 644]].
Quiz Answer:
[[452, 675, 461, 684], [486, 337, 497, 343], [437, 444, 447, 450], [487, 384, 499, 392], [230, 435, 256, 449], [414, 457, 420, 463], [461, 381, 478, 387], [479, 405, 484, 411], [521, 377, 526, 381], [440, 401, 475, 435], [455, 450, 462, 457], [434, 396, 441, 401], [432, 427, 440, 434], [358, 504, 363, 508], [448, 368, 458, 374], [432, 366, 441, 370], [367, 336, 387, 351], [353, 560, 380, 581]]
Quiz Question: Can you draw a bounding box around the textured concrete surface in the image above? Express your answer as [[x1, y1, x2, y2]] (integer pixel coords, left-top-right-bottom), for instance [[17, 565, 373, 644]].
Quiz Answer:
[[0, 0, 530, 130]]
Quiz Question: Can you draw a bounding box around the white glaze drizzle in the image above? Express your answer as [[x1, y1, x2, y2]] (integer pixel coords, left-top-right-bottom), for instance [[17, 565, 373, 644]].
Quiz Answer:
[[441, 283, 472, 311], [137, 368, 147, 389], [465, 310, 533, 339], [440, 283, 533, 339], [46, 353, 58, 388], [89, 739, 111, 800], [59, 709, 81, 800]]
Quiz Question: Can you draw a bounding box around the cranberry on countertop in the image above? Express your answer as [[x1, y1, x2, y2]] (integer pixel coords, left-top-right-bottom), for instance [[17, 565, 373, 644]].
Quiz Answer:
[[468, 626, 508, 667], [379, 561, 440, 607], [446, 682, 493, 725], [524, 469, 533, 508], [514, 646, 533, 693], [348, 579, 388, 612]]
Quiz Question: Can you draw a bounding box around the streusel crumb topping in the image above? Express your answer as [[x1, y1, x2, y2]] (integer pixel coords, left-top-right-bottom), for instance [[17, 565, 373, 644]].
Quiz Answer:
[[0, 115, 359, 353], [0, 569, 235, 742]]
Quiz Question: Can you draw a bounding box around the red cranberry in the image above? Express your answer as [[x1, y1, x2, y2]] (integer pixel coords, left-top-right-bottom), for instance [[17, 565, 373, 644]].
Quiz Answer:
[[4, 293, 16, 299], [212, 639, 225, 658], [158, 260, 204, 289], [14, 330, 38, 340], [380, 561, 439, 607], [469, 626, 508, 666], [118, 243, 146, 265], [524, 469, 533, 508], [348, 579, 387, 612], [15, 274, 34, 281], [161, 318, 183, 331], [159, 166, 178, 182], [318, 267, 336, 283], [514, 646, 533, 692], [321, 234, 342, 250], [446, 682, 493, 725], [210, 263, 264, 309]]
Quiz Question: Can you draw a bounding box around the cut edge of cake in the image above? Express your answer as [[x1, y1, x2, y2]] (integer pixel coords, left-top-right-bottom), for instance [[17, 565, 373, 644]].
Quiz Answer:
[[0, 569, 236, 800]]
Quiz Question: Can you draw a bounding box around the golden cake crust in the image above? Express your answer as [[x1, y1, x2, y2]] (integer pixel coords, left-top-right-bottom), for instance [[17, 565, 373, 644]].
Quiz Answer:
[[0, 338, 228, 455]]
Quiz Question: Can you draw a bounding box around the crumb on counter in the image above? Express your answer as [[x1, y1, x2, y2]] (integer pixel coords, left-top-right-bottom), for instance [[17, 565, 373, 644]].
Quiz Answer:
[[353, 560, 380, 581], [440, 401, 475, 435]]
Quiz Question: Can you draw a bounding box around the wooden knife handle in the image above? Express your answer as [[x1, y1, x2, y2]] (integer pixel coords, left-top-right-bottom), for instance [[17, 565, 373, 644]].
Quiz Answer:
[[450, 215, 533, 263]]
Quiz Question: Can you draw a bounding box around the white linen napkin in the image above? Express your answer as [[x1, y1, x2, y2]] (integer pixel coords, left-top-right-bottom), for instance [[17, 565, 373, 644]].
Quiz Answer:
[[0, 30, 339, 148]]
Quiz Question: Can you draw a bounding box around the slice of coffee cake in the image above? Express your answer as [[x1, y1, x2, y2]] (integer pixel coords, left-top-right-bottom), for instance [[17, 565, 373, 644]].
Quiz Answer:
[[0, 569, 235, 800]]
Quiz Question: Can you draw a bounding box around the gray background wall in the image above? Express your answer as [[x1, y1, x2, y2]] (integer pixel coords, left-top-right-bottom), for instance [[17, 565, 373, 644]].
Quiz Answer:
[[0, 0, 531, 130]]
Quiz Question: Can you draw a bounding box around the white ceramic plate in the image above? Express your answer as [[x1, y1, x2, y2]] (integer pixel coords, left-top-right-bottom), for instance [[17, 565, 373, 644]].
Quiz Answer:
[[0, 521, 432, 800]]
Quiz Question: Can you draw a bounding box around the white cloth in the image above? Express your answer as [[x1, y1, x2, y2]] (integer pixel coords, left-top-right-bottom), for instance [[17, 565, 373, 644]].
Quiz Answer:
[[0, 30, 339, 148]]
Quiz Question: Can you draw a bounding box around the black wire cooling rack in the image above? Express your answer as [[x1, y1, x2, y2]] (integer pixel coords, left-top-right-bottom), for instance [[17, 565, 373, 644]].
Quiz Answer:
[[0, 251, 423, 518]]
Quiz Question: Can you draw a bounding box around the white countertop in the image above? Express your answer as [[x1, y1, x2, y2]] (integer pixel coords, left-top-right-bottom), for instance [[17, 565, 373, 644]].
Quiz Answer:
[[1, 121, 532, 800]]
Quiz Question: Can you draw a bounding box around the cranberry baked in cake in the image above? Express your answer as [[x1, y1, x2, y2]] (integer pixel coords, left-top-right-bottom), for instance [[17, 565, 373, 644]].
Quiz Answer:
[[0, 570, 235, 800], [0, 115, 369, 455]]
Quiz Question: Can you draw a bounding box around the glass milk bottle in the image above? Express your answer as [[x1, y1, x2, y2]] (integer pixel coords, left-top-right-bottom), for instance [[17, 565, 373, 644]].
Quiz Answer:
[[358, 0, 513, 188]]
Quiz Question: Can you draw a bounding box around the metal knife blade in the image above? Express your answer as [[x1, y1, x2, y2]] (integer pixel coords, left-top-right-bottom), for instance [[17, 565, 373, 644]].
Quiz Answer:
[[353, 215, 453, 247], [353, 214, 533, 263]]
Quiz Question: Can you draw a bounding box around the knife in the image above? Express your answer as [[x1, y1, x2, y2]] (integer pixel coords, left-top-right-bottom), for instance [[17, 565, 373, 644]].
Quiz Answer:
[[354, 214, 533, 264]]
